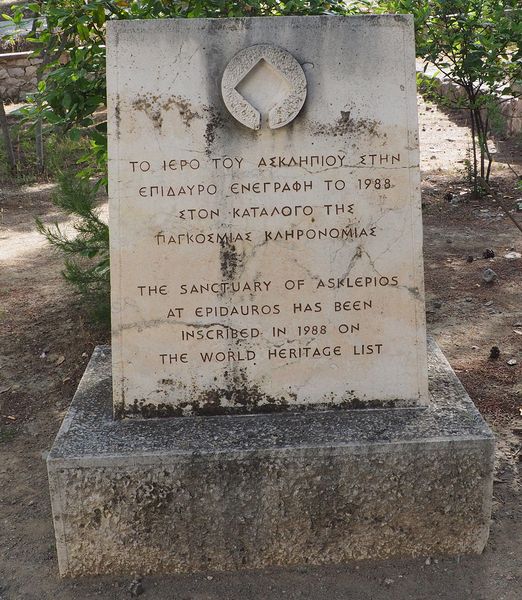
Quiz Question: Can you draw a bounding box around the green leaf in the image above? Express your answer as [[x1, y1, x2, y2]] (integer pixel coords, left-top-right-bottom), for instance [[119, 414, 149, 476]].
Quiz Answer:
[[62, 92, 72, 110], [69, 128, 81, 141]]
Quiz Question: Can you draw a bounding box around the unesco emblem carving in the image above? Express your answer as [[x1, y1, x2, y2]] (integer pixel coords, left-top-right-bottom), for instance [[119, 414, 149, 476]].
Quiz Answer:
[[221, 44, 307, 130]]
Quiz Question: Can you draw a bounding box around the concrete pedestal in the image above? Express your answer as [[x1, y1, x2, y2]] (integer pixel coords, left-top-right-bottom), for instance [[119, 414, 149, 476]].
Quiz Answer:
[[47, 340, 494, 577]]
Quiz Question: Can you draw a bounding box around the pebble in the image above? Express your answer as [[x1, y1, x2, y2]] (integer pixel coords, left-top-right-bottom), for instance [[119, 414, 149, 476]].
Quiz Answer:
[[507, 358, 517, 366], [482, 268, 497, 284], [128, 578, 144, 597], [465, 297, 473, 302], [466, 256, 474, 263], [490, 346, 501, 360], [504, 251, 521, 259], [483, 248, 495, 259], [484, 300, 493, 307]]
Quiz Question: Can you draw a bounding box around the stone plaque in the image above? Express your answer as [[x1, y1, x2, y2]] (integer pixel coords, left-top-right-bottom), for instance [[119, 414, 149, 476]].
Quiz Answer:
[[107, 15, 428, 418]]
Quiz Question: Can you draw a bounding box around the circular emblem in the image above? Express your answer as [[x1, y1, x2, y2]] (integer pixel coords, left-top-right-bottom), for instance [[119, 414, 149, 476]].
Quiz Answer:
[[221, 44, 307, 131]]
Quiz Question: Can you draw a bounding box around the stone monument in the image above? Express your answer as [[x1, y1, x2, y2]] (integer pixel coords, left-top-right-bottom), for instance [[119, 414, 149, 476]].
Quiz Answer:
[[47, 15, 494, 577]]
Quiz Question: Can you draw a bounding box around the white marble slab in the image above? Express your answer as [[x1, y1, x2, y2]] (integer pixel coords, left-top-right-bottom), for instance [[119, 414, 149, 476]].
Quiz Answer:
[[106, 15, 428, 417]]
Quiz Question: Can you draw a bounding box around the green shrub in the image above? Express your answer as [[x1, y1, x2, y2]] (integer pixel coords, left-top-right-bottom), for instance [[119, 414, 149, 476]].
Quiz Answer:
[[0, 118, 90, 184], [36, 175, 110, 323], [380, 0, 521, 195]]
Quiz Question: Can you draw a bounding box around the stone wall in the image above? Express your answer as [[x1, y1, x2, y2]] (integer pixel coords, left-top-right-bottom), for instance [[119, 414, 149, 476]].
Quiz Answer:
[[498, 94, 522, 137], [417, 62, 522, 138], [0, 51, 41, 102]]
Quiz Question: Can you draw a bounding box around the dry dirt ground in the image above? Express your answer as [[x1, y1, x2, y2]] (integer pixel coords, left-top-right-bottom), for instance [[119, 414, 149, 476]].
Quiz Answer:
[[0, 97, 521, 599]]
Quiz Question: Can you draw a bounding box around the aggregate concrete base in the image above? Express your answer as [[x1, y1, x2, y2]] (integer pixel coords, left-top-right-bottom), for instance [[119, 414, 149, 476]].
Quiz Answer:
[[47, 340, 494, 577]]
